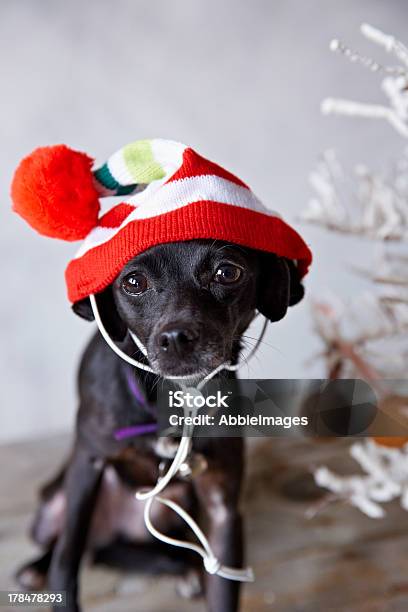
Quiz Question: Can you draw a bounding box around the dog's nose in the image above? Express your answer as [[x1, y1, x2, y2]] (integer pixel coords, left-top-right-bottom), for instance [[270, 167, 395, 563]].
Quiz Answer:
[[158, 327, 199, 356]]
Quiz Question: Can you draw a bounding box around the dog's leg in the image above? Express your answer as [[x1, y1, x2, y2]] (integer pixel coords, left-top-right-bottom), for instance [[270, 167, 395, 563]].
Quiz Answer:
[[15, 466, 67, 591], [193, 441, 244, 612], [204, 508, 243, 612], [48, 442, 104, 612]]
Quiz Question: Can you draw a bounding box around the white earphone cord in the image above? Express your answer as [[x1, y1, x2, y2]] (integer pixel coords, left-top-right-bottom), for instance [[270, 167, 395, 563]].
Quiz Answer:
[[89, 293, 267, 583]]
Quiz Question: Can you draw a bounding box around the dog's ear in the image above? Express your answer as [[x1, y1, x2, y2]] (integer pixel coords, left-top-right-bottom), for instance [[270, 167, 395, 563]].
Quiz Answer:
[[72, 286, 127, 341], [285, 259, 305, 306], [72, 297, 94, 321], [256, 254, 305, 322]]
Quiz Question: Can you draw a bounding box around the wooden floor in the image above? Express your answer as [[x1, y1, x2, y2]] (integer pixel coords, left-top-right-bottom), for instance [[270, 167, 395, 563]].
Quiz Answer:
[[1, 435, 408, 612]]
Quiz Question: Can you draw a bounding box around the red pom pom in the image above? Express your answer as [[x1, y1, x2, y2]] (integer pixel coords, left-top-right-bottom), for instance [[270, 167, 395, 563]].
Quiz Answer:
[[11, 145, 100, 241]]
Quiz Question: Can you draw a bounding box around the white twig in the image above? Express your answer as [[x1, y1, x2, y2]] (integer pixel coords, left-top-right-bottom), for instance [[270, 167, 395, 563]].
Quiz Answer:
[[361, 23, 408, 68], [315, 440, 408, 518], [321, 99, 408, 138], [322, 24, 408, 137], [329, 37, 402, 74], [302, 151, 408, 240]]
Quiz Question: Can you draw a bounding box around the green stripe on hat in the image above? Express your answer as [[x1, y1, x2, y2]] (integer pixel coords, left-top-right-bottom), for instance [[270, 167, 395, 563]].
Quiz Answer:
[[94, 163, 119, 191], [123, 140, 166, 183], [116, 183, 137, 196], [94, 163, 137, 196]]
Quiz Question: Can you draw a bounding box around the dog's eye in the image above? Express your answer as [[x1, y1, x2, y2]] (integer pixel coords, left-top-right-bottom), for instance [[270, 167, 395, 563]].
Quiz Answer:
[[122, 273, 149, 295], [214, 264, 242, 285]]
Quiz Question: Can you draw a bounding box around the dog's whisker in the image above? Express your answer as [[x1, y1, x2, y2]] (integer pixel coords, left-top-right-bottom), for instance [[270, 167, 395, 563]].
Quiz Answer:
[[241, 334, 281, 353]]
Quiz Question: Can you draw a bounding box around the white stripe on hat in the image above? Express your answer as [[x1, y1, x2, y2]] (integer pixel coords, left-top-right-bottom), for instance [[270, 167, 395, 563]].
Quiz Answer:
[[107, 149, 135, 186], [74, 174, 280, 259], [151, 139, 186, 176], [128, 174, 275, 218]]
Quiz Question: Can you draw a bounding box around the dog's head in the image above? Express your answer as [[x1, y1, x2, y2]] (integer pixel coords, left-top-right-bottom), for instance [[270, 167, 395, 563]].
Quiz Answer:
[[73, 240, 304, 377]]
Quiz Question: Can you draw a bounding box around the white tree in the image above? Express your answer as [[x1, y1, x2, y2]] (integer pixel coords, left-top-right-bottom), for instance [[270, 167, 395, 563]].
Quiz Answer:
[[303, 24, 408, 518]]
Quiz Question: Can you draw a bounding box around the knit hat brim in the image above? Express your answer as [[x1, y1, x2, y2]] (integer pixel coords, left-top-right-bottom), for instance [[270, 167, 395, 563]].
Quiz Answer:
[[65, 200, 311, 303]]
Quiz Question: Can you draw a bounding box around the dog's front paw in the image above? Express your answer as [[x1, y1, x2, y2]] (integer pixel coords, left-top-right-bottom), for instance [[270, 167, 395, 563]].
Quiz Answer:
[[15, 562, 47, 591]]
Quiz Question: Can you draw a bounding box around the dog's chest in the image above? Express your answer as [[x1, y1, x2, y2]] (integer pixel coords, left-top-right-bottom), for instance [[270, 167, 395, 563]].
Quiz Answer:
[[96, 438, 209, 545], [111, 436, 207, 489], [91, 464, 193, 546]]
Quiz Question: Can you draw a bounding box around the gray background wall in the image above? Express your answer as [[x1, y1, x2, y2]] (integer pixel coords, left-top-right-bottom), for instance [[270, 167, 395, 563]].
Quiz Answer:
[[1, 0, 406, 442]]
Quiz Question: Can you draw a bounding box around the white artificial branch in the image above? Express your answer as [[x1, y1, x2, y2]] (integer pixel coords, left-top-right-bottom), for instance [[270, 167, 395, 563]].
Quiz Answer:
[[302, 150, 408, 240], [308, 23, 408, 520], [321, 98, 408, 138], [361, 23, 408, 68], [315, 440, 408, 518], [321, 24, 408, 138]]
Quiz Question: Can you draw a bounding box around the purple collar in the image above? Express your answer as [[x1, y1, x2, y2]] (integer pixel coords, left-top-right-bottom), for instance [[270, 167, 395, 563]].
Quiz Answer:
[[114, 422, 158, 441], [114, 367, 158, 441], [124, 365, 147, 405]]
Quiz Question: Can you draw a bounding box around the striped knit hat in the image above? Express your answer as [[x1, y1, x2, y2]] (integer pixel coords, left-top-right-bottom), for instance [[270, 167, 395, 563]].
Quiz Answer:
[[11, 139, 312, 303]]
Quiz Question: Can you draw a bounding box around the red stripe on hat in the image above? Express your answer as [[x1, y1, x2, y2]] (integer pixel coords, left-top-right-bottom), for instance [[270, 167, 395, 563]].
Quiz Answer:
[[97, 203, 135, 228], [167, 148, 249, 188], [65, 201, 312, 303]]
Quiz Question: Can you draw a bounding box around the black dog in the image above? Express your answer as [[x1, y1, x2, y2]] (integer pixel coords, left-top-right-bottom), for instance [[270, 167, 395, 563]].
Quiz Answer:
[[16, 239, 304, 612]]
